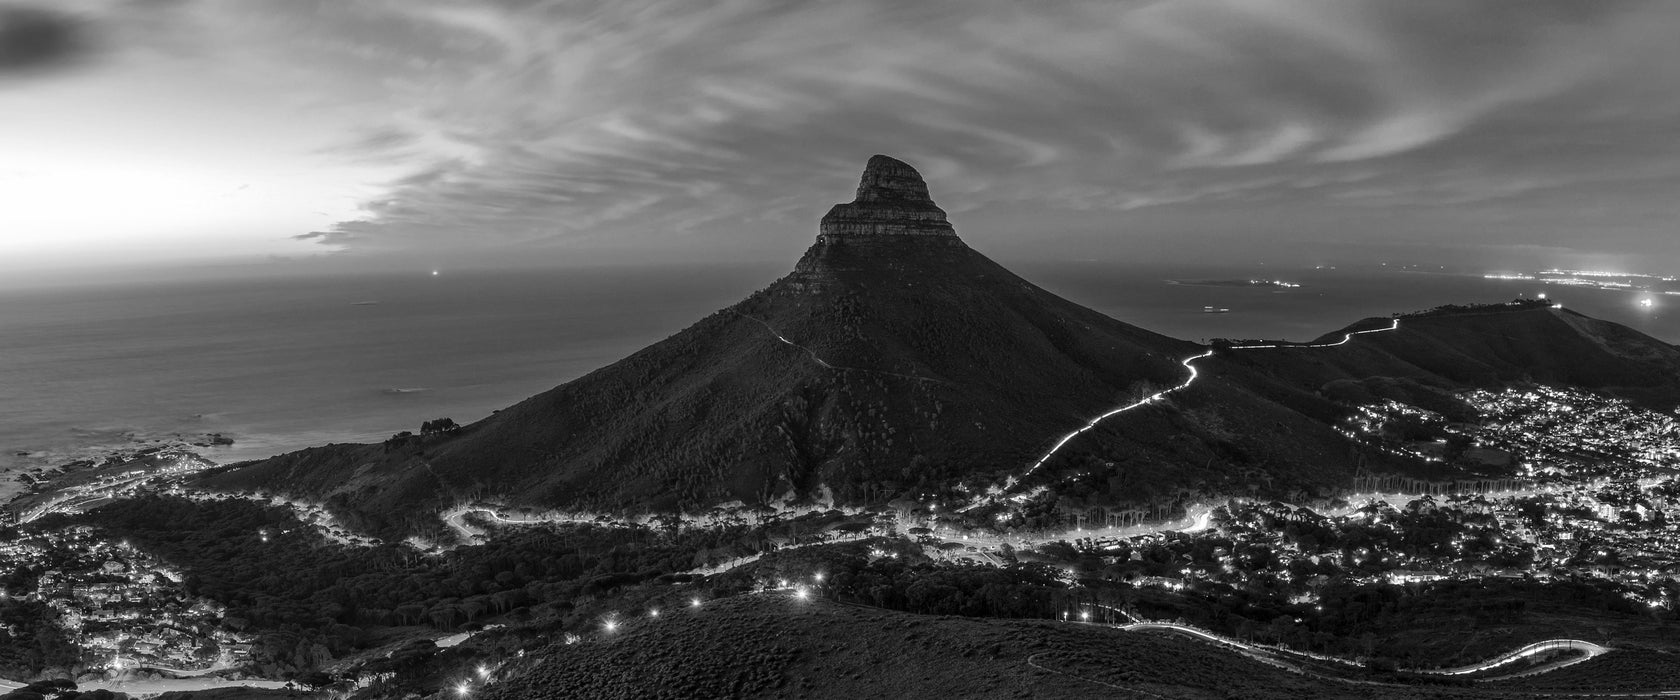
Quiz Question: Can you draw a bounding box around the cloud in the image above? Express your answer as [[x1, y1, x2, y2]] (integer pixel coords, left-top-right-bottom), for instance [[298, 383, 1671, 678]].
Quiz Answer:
[[23, 0, 1680, 268], [0, 5, 85, 73]]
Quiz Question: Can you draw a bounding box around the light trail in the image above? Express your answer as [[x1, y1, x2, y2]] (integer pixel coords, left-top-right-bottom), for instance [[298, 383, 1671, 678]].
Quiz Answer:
[[1014, 350, 1214, 487], [975, 318, 1403, 510], [1116, 620, 1612, 684], [1225, 318, 1401, 350], [1420, 639, 1609, 676]]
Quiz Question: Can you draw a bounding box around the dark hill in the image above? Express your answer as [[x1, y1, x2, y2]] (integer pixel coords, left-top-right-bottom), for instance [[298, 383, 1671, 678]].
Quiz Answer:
[[198, 156, 1680, 538], [1285, 304, 1680, 405], [479, 594, 1480, 699]]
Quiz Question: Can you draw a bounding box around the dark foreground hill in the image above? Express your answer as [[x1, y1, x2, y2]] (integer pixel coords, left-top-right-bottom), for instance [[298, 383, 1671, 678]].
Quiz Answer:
[[480, 594, 1493, 700], [198, 156, 1680, 537]]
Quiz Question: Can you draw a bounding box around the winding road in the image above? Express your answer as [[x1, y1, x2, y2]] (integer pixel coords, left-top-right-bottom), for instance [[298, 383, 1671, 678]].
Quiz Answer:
[[969, 318, 1403, 510]]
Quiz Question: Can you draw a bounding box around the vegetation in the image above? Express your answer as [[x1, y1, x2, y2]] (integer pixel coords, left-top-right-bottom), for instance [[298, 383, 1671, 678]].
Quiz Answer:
[[65, 495, 754, 674], [0, 600, 79, 681]]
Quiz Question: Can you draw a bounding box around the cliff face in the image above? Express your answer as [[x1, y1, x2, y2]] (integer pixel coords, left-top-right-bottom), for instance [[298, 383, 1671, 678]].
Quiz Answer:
[[816, 155, 958, 239]]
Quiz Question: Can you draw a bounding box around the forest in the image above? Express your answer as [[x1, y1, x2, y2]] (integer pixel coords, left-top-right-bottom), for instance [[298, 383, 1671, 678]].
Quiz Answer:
[[59, 495, 759, 673]]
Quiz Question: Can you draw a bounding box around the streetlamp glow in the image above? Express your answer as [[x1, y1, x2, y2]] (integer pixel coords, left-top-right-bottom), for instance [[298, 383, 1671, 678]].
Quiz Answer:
[[649, 608, 660, 618], [690, 597, 702, 608], [795, 587, 810, 600], [1080, 611, 1091, 622], [476, 665, 489, 679], [603, 619, 618, 632], [455, 683, 470, 696], [813, 572, 824, 583]]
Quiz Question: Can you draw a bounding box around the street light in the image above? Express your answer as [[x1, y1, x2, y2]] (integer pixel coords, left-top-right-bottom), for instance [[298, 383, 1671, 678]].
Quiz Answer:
[[475, 665, 489, 679], [649, 608, 660, 618], [1080, 611, 1091, 622], [603, 619, 618, 633], [690, 597, 702, 609], [455, 683, 471, 696]]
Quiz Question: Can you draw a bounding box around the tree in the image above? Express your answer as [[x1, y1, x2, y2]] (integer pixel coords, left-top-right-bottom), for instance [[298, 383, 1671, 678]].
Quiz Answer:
[[296, 671, 334, 691], [421, 418, 460, 436]]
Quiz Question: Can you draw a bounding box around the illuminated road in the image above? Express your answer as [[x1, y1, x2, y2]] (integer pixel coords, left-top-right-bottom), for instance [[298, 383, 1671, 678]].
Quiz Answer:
[[1012, 349, 1217, 490], [970, 318, 1402, 510], [1113, 619, 1617, 687], [1421, 639, 1609, 677]]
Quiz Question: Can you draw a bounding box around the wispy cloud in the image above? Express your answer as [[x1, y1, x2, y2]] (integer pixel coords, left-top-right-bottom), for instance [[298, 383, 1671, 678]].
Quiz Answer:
[[11, 0, 1680, 269]]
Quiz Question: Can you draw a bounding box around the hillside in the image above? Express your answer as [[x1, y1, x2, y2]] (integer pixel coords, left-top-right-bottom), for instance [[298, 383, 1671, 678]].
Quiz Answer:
[[197, 156, 1680, 538], [1234, 304, 1680, 407], [478, 594, 1486, 700]]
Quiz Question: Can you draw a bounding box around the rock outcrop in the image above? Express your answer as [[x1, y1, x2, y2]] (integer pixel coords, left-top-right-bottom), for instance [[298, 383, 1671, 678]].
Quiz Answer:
[[817, 155, 956, 239]]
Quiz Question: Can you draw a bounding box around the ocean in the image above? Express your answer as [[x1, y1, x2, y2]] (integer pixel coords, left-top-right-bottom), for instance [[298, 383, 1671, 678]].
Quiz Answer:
[[3, 260, 1675, 501]]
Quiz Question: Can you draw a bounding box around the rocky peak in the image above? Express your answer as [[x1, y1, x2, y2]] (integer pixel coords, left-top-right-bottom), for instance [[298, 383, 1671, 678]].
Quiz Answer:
[[818, 155, 957, 238]]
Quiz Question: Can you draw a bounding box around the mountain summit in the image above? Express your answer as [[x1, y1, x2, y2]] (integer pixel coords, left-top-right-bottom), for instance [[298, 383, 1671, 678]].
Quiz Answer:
[[818, 155, 956, 239]]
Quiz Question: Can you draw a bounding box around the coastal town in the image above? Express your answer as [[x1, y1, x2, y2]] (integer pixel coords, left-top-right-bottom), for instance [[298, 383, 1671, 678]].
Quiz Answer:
[[1061, 385, 1680, 619], [0, 523, 253, 676]]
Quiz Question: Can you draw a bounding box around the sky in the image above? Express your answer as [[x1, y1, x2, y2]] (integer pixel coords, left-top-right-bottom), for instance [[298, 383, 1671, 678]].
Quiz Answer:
[[2, 0, 1678, 284]]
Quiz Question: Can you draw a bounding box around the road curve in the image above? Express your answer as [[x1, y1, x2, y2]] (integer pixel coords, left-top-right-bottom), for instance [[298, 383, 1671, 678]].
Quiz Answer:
[[975, 318, 1402, 509], [1119, 620, 1611, 682], [1421, 638, 1609, 676]]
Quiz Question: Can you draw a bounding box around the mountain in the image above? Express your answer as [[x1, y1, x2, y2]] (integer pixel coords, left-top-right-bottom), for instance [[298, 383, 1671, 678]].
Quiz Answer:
[[199, 155, 1205, 533], [197, 156, 1680, 537]]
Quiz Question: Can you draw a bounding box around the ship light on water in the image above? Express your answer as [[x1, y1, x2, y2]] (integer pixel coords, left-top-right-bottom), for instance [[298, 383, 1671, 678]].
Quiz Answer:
[[1640, 297, 1656, 308]]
